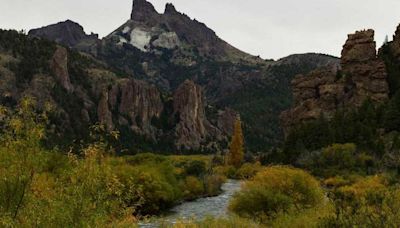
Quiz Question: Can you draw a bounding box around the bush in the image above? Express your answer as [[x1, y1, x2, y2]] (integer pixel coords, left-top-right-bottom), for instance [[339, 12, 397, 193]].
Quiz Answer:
[[321, 143, 357, 169], [323, 176, 351, 188], [235, 162, 262, 179], [322, 175, 400, 227], [229, 166, 323, 221], [214, 165, 237, 179], [204, 174, 226, 196], [184, 160, 207, 177], [331, 175, 388, 205], [182, 176, 204, 200]]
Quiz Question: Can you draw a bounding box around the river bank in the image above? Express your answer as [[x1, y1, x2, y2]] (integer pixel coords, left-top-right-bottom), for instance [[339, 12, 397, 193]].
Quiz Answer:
[[139, 179, 242, 227]]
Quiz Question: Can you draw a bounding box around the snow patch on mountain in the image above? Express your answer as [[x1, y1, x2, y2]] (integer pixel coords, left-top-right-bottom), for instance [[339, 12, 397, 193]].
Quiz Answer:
[[130, 28, 151, 52]]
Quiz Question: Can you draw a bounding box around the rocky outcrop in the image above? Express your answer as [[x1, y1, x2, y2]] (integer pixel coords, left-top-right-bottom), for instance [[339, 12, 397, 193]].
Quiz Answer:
[[50, 46, 73, 92], [97, 78, 164, 139], [98, 90, 114, 131], [341, 30, 389, 105], [130, 0, 160, 25], [281, 29, 389, 134], [341, 30, 377, 64], [173, 80, 210, 150], [29, 20, 99, 55], [106, 0, 250, 62], [97, 78, 233, 150]]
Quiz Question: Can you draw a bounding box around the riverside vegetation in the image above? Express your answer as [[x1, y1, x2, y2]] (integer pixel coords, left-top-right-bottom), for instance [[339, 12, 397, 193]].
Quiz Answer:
[[4, 98, 400, 227], [0, 98, 227, 226], [3, 1, 400, 227]]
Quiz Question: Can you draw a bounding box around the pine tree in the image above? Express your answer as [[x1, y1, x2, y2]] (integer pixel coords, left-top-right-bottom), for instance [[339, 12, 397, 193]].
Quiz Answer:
[[384, 35, 389, 45], [228, 116, 245, 168]]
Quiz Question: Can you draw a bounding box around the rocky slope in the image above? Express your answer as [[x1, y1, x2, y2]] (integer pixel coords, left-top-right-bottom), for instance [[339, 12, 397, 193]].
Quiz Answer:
[[26, 0, 339, 152], [281, 29, 389, 134], [0, 30, 233, 153], [109, 0, 254, 62]]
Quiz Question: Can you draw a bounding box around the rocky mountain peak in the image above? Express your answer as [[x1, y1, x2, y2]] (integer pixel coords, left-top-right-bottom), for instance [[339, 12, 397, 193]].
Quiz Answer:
[[130, 0, 159, 23], [29, 20, 98, 48], [341, 29, 377, 64], [164, 3, 178, 15], [105, 0, 253, 62]]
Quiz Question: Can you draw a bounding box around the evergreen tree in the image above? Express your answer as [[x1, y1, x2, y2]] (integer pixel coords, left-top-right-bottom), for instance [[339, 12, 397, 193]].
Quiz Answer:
[[384, 91, 400, 131], [228, 116, 245, 168], [384, 35, 389, 45]]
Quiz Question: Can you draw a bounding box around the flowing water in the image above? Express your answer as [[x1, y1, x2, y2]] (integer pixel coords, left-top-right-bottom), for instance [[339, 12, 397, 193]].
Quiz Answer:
[[139, 179, 242, 227]]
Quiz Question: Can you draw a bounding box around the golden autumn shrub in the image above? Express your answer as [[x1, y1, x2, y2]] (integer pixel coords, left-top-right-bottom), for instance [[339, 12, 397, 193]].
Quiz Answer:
[[229, 166, 323, 222], [322, 175, 400, 227], [235, 162, 262, 179], [204, 174, 226, 196], [182, 176, 204, 200]]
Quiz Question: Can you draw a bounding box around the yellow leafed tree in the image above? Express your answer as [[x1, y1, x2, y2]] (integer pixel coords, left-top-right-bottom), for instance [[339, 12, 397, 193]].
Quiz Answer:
[[228, 116, 244, 168]]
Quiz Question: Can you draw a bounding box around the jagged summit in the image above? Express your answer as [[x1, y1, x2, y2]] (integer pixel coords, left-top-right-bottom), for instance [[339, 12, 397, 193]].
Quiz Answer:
[[29, 20, 98, 47], [164, 3, 178, 15], [130, 0, 160, 23], [29, 20, 99, 54], [109, 0, 255, 62]]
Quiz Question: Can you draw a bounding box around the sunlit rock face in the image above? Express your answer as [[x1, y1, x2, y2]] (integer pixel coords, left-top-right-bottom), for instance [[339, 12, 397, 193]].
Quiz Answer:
[[281, 29, 389, 135], [97, 78, 164, 140]]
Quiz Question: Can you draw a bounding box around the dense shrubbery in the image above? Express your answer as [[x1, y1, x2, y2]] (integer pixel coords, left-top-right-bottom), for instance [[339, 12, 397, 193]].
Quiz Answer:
[[235, 162, 263, 179], [226, 165, 400, 227], [283, 100, 385, 163], [294, 143, 376, 177], [229, 166, 324, 222], [320, 175, 400, 227], [0, 98, 225, 226]]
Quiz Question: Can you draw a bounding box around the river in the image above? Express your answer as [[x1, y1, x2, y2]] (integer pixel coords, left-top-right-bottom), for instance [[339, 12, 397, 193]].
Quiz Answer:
[[138, 179, 242, 227]]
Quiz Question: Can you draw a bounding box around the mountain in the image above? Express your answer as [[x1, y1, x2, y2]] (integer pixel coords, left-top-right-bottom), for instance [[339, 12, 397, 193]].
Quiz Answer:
[[29, 20, 100, 55], [108, 0, 256, 63], [0, 29, 237, 153], [23, 0, 339, 153]]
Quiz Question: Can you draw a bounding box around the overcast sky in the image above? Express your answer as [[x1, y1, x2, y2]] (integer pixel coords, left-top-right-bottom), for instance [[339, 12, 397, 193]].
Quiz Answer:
[[1, 0, 400, 59]]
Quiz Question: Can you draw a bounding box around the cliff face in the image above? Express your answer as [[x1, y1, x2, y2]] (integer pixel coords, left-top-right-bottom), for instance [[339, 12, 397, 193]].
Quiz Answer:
[[0, 30, 233, 152], [281, 29, 389, 134], [98, 78, 164, 139], [27, 0, 340, 151], [173, 80, 210, 150], [50, 46, 74, 92]]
